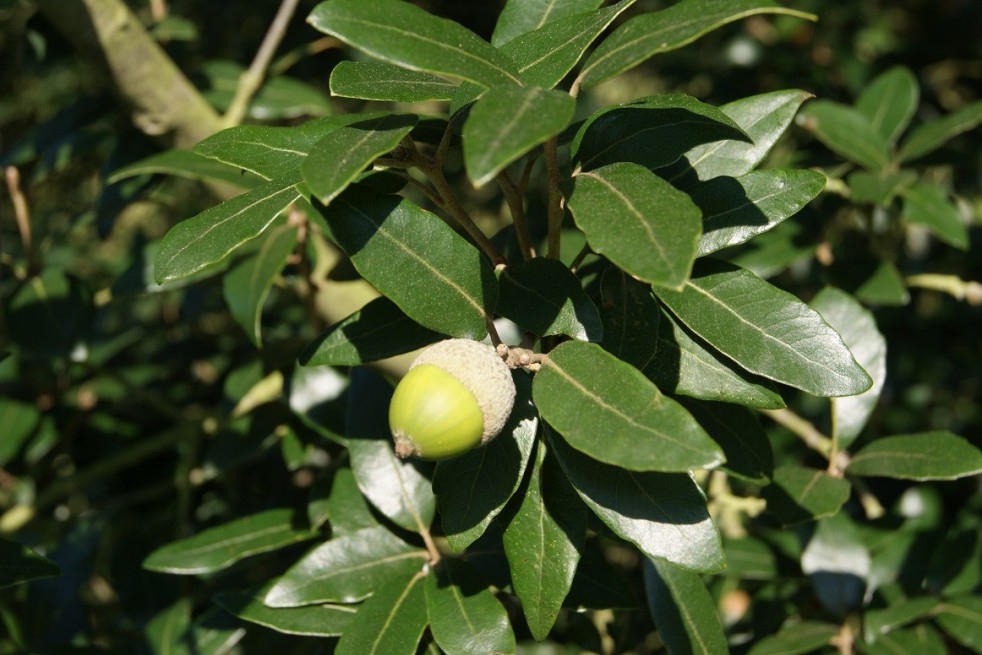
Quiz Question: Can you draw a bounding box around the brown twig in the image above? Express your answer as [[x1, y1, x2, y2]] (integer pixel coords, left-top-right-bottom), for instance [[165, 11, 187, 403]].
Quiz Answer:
[[569, 243, 592, 272], [496, 170, 535, 260], [4, 166, 39, 276], [543, 137, 564, 259], [223, 0, 301, 128]]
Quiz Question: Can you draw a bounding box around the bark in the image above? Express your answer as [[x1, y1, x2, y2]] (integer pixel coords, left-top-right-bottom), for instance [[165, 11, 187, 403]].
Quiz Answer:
[[36, 0, 223, 149]]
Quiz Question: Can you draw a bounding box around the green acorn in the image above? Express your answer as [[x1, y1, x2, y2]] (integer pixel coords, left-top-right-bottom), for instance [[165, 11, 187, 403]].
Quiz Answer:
[[388, 339, 516, 460]]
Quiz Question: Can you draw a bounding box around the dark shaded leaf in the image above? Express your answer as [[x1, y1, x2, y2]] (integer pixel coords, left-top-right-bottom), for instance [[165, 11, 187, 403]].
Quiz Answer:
[[679, 399, 773, 484], [762, 465, 851, 526], [598, 268, 660, 370], [747, 621, 838, 655], [497, 258, 602, 341], [798, 100, 891, 170], [214, 582, 356, 637], [0, 538, 61, 588], [901, 182, 969, 250], [644, 558, 728, 655], [425, 559, 515, 655], [899, 100, 982, 162]]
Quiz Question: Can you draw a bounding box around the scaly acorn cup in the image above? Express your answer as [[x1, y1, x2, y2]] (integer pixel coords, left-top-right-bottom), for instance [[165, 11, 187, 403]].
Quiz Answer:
[[389, 339, 517, 460]]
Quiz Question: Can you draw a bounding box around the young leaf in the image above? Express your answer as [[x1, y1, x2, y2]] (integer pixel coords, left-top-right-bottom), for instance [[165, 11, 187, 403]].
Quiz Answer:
[[264, 526, 427, 607], [746, 622, 839, 655], [598, 268, 660, 370], [801, 512, 869, 616], [308, 0, 522, 88], [142, 508, 316, 575], [576, 0, 816, 90], [846, 170, 917, 206], [425, 559, 516, 655], [643, 558, 729, 655], [335, 572, 428, 655], [318, 186, 497, 340], [154, 175, 302, 284], [303, 114, 417, 205], [463, 85, 575, 187], [499, 0, 637, 89], [691, 169, 826, 256], [491, 0, 602, 46], [653, 259, 873, 397], [811, 287, 887, 448], [565, 543, 637, 609], [534, 340, 724, 472], [798, 101, 891, 170], [723, 537, 777, 580], [934, 596, 982, 652], [503, 440, 585, 640], [550, 431, 724, 573], [863, 596, 939, 644], [0, 537, 61, 588], [855, 65, 919, 145], [572, 94, 749, 172], [194, 116, 360, 180], [674, 89, 814, 182], [223, 222, 298, 348], [645, 309, 786, 410], [329, 61, 457, 102], [214, 583, 357, 637], [300, 296, 444, 367], [433, 371, 538, 551], [901, 182, 969, 250], [106, 150, 261, 188], [497, 257, 603, 341], [898, 100, 982, 162], [679, 399, 773, 484], [761, 465, 851, 526], [864, 625, 947, 655], [846, 432, 982, 481], [565, 162, 701, 289]]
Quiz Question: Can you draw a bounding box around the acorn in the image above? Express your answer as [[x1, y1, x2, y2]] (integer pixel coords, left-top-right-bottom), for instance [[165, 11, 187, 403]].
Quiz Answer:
[[389, 339, 516, 460]]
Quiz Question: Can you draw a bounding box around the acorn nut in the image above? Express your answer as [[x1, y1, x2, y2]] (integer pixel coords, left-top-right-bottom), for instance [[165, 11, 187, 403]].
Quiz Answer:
[[389, 339, 517, 460]]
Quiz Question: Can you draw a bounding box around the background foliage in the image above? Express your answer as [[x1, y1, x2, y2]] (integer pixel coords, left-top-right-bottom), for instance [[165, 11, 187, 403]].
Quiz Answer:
[[1, 0, 980, 654]]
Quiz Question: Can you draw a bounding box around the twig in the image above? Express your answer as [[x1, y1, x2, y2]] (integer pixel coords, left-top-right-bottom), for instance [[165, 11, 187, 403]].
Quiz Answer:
[[496, 170, 535, 260], [569, 243, 592, 272], [518, 151, 540, 195], [486, 318, 503, 347], [149, 0, 168, 22], [223, 0, 301, 128], [4, 166, 39, 276], [906, 273, 982, 305], [543, 137, 564, 259], [761, 408, 832, 457], [289, 206, 322, 335], [270, 36, 341, 75]]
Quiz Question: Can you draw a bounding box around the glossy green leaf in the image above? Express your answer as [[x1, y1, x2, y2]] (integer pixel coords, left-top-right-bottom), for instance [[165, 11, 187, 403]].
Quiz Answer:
[[565, 163, 701, 289], [106, 150, 260, 187], [319, 187, 496, 340], [187, 609, 246, 655], [265, 526, 427, 607], [565, 543, 637, 609], [300, 296, 444, 367], [425, 559, 515, 655], [551, 432, 723, 572], [680, 399, 773, 484], [142, 508, 316, 575], [499, 0, 637, 88], [723, 537, 777, 580], [503, 440, 585, 640], [811, 287, 886, 448], [643, 558, 728, 655], [901, 182, 969, 250], [747, 621, 839, 655], [598, 268, 660, 370], [899, 100, 982, 162], [433, 371, 537, 551], [535, 340, 724, 472], [864, 625, 947, 655], [653, 259, 873, 397], [497, 258, 602, 341], [798, 100, 891, 170], [308, 0, 522, 88], [302, 113, 417, 204], [762, 465, 851, 526], [223, 222, 298, 347], [0, 538, 61, 588], [864, 596, 939, 644], [326, 467, 379, 536], [692, 169, 826, 256], [934, 596, 982, 652], [463, 85, 574, 187], [645, 309, 786, 410], [576, 0, 815, 89], [572, 94, 749, 172], [727, 218, 816, 279], [154, 174, 302, 284], [214, 582, 356, 637], [847, 432, 982, 481], [329, 61, 457, 102], [846, 169, 917, 206], [194, 116, 357, 180], [492, 0, 602, 46], [856, 66, 919, 145], [335, 572, 428, 655], [801, 512, 869, 616], [675, 89, 814, 182]]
